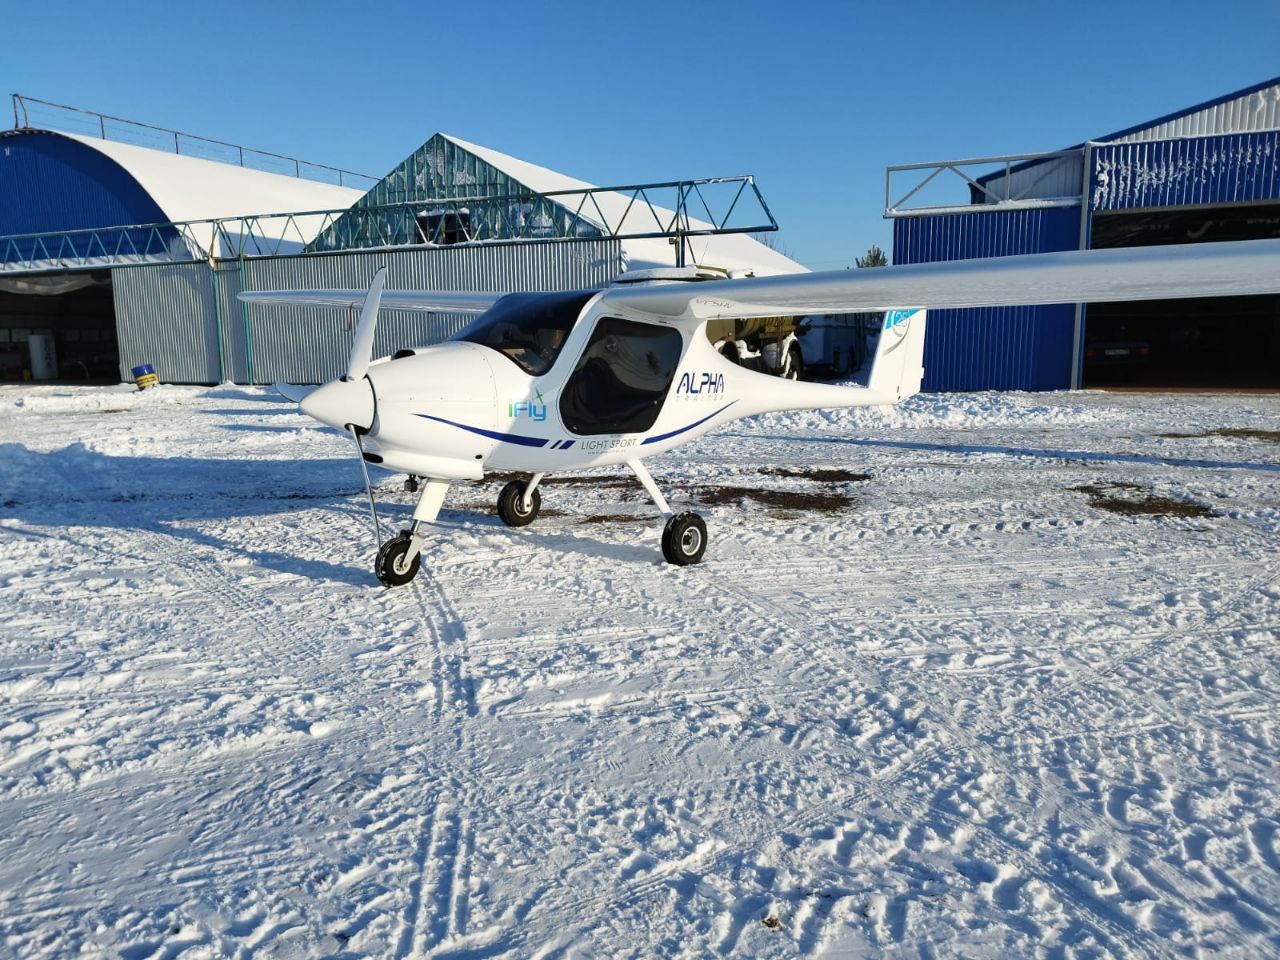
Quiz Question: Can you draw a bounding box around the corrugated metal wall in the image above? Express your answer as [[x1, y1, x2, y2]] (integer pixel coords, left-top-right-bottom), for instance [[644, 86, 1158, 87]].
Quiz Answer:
[[893, 208, 1081, 391], [233, 239, 622, 384], [110, 239, 621, 385], [1092, 130, 1280, 211], [112, 262, 222, 383], [213, 262, 246, 383]]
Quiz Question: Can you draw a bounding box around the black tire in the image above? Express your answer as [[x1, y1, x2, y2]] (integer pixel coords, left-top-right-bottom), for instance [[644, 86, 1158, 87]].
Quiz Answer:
[[497, 479, 541, 527], [661, 512, 707, 566], [376, 531, 420, 587], [783, 343, 804, 381]]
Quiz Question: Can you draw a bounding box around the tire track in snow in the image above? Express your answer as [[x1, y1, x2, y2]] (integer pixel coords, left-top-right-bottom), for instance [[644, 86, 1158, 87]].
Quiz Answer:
[[386, 551, 478, 953], [398, 798, 467, 957], [700, 554, 1279, 955], [528, 530, 1276, 958]]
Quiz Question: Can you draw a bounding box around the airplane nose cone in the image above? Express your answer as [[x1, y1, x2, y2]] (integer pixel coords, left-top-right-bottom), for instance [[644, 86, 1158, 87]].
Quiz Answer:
[[299, 376, 375, 431]]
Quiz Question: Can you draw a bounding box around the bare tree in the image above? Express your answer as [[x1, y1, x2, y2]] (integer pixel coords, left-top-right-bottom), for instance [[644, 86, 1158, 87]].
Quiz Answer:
[[752, 231, 792, 259]]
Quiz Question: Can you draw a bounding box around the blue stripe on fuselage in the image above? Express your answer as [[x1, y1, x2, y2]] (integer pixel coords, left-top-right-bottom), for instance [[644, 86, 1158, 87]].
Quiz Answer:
[[641, 401, 738, 445], [415, 414, 549, 448]]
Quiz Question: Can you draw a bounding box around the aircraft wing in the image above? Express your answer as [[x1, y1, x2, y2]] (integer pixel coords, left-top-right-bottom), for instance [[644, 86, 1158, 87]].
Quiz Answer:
[[237, 288, 506, 314], [600, 238, 1280, 322]]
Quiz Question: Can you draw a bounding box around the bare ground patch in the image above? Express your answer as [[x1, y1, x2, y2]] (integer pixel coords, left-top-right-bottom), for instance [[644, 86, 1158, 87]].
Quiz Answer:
[[1070, 483, 1213, 519], [693, 485, 852, 513], [1157, 427, 1280, 443], [757, 467, 871, 482], [478, 467, 864, 519]]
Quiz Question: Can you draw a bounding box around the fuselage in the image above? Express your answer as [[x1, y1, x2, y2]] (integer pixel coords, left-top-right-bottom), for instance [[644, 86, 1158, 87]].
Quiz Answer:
[[301, 289, 901, 482], [357, 291, 737, 479]]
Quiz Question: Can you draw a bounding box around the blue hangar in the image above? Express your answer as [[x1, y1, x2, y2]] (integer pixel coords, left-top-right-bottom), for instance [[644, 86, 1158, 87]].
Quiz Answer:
[[886, 76, 1280, 391]]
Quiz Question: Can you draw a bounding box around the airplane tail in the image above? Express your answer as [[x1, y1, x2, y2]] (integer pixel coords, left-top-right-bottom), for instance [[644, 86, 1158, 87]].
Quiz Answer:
[[866, 309, 927, 402], [700, 307, 928, 419]]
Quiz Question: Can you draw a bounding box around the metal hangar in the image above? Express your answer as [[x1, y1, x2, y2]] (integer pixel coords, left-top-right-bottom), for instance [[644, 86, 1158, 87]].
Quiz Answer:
[[0, 99, 795, 386], [885, 76, 1280, 391]]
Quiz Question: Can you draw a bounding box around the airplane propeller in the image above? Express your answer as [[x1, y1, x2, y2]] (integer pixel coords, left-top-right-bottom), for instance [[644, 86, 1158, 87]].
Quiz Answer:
[[294, 267, 389, 552], [345, 266, 386, 383]]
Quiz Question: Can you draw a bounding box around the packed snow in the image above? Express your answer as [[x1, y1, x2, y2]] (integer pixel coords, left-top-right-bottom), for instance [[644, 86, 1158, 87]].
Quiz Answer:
[[1, 382, 1278, 958]]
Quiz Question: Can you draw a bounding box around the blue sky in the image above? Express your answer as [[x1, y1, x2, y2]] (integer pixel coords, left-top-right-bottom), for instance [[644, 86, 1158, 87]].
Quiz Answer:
[[4, 0, 1278, 269]]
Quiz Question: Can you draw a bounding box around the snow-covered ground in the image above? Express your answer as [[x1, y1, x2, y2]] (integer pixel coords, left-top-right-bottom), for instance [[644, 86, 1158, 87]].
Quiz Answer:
[[1, 383, 1278, 958]]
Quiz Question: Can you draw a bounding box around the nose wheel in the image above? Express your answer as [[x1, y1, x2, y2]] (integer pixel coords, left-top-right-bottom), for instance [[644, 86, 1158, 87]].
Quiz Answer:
[[661, 512, 707, 566], [376, 530, 421, 586]]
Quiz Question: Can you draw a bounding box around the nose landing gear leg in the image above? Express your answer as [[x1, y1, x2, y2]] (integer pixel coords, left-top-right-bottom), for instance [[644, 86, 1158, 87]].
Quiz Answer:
[[376, 477, 450, 587]]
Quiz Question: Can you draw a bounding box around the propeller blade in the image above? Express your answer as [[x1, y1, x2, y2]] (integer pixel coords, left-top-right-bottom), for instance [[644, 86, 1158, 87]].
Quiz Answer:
[[345, 267, 387, 383], [271, 381, 314, 403], [348, 426, 384, 550]]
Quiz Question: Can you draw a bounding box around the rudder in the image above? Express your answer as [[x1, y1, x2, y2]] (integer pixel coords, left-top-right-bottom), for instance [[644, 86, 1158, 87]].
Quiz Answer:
[[867, 308, 927, 402]]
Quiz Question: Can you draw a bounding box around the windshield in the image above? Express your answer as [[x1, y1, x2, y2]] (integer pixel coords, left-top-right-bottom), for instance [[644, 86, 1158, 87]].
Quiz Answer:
[[453, 291, 597, 376]]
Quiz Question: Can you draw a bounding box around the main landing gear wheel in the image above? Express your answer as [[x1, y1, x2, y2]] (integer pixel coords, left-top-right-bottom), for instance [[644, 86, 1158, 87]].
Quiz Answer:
[[497, 479, 541, 527], [376, 530, 421, 587], [662, 512, 707, 566]]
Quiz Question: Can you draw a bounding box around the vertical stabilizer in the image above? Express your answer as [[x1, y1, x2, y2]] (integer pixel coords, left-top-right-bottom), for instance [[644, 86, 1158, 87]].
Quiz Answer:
[[867, 309, 927, 402]]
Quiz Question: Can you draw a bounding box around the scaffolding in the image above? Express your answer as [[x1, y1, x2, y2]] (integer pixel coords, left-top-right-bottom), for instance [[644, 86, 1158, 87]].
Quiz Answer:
[[0, 177, 778, 275]]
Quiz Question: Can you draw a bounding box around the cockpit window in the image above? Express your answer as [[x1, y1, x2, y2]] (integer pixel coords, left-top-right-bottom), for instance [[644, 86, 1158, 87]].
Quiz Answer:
[[560, 317, 684, 435], [453, 290, 597, 376]]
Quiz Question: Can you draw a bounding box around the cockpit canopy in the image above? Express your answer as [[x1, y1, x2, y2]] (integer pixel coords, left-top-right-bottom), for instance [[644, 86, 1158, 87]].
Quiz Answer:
[[453, 290, 597, 376]]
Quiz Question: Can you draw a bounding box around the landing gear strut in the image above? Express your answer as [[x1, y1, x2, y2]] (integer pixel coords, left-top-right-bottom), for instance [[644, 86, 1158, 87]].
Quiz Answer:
[[375, 477, 450, 587], [628, 459, 708, 566]]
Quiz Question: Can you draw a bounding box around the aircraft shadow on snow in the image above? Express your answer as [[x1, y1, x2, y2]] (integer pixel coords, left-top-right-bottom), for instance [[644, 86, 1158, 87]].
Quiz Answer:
[[0, 441, 657, 586], [739, 433, 1280, 474]]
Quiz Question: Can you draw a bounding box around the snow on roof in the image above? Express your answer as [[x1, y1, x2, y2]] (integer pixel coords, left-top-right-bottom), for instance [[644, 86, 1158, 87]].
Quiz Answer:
[[60, 132, 364, 253], [443, 134, 807, 277]]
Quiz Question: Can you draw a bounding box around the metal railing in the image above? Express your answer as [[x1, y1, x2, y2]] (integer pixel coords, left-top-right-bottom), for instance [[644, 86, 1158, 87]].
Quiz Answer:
[[0, 176, 779, 274], [10, 93, 378, 188], [885, 148, 1085, 217], [0, 223, 206, 273], [310, 176, 777, 253]]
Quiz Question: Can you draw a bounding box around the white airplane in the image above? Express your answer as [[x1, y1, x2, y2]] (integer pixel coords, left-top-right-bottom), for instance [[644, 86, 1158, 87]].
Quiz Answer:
[[240, 238, 1280, 586]]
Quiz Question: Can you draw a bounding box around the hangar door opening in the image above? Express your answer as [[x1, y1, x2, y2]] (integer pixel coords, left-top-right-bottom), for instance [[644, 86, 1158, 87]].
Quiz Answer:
[[0, 275, 119, 383], [1084, 204, 1280, 389]]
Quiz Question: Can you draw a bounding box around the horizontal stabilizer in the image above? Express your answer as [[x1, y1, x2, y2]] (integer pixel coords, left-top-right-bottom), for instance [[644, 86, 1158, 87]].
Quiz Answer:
[[238, 288, 505, 314], [602, 238, 1280, 322]]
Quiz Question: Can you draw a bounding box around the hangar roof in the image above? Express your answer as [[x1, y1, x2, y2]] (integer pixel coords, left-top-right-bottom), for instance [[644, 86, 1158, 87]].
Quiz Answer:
[[1089, 75, 1280, 145], [0, 129, 364, 256], [57, 132, 364, 224], [967, 76, 1280, 203], [440, 135, 806, 276], [315, 132, 805, 277]]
